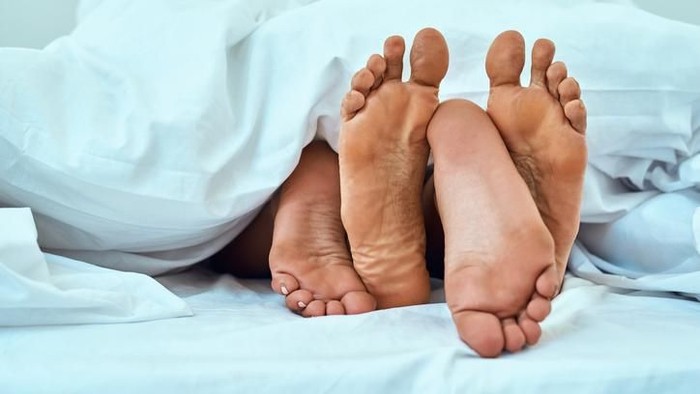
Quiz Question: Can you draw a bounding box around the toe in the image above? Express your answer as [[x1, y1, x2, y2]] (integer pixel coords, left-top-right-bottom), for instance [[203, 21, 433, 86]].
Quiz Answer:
[[529, 38, 555, 88], [383, 35, 406, 81], [301, 300, 327, 317], [326, 300, 345, 316], [453, 310, 504, 358], [340, 290, 377, 315], [340, 90, 366, 121], [518, 314, 543, 346], [271, 273, 299, 296], [366, 54, 386, 90], [285, 289, 314, 314], [409, 27, 449, 88], [545, 61, 567, 99], [558, 77, 581, 106], [486, 30, 525, 88], [535, 264, 561, 300], [526, 295, 552, 322], [502, 318, 526, 353], [351, 68, 377, 96], [564, 99, 587, 134]]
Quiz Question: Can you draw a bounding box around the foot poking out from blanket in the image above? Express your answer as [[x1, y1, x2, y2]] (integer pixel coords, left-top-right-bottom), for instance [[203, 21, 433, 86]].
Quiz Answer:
[[428, 98, 558, 358], [269, 142, 376, 317], [485, 31, 588, 294], [339, 29, 448, 308]]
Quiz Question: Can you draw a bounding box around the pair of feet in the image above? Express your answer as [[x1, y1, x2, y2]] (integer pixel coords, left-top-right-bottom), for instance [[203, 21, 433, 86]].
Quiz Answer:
[[267, 29, 587, 357]]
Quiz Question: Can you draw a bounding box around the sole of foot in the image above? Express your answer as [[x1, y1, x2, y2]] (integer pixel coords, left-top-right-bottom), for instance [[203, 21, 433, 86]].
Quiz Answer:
[[338, 28, 449, 308], [485, 30, 588, 293], [427, 99, 557, 358], [269, 142, 376, 317]]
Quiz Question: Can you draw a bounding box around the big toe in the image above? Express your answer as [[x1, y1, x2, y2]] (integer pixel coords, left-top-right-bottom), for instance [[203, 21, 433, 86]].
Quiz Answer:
[[409, 27, 449, 88], [486, 30, 526, 87], [452, 310, 505, 358]]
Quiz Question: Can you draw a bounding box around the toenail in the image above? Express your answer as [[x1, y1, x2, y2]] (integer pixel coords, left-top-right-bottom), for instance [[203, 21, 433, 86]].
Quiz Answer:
[[281, 285, 289, 295], [297, 301, 307, 309]]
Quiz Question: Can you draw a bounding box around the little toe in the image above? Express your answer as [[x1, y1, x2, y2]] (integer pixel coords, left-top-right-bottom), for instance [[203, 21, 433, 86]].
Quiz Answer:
[[502, 318, 526, 353], [564, 99, 587, 134], [326, 300, 345, 316], [383, 35, 406, 81], [340, 290, 377, 315], [526, 294, 552, 322], [409, 27, 449, 88], [351, 68, 377, 96], [486, 30, 525, 88], [285, 289, 314, 314], [535, 264, 561, 300], [271, 273, 299, 296], [453, 310, 505, 358], [518, 314, 543, 346], [301, 300, 327, 317], [340, 90, 366, 121], [530, 38, 555, 88], [545, 61, 567, 99], [366, 54, 386, 90], [558, 77, 581, 106]]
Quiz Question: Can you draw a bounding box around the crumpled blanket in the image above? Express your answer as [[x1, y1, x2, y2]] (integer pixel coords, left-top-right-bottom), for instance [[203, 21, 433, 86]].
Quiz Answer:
[[0, 0, 699, 325]]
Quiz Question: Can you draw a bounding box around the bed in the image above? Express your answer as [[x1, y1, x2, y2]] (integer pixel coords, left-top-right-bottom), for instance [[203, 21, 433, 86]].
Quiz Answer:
[[2, 0, 700, 392]]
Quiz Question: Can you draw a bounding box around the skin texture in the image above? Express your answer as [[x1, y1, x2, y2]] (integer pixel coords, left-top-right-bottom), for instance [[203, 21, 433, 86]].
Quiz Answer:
[[212, 141, 376, 317], [338, 28, 448, 308], [425, 99, 557, 357], [214, 30, 587, 359], [420, 31, 587, 357], [485, 31, 588, 294]]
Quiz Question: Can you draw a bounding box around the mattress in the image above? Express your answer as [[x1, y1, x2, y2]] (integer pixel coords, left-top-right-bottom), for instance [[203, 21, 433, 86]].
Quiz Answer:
[[2, 268, 699, 393]]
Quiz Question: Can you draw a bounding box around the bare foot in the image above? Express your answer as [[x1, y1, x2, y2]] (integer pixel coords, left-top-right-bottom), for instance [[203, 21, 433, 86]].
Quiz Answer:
[[427, 99, 557, 358], [269, 142, 376, 317], [338, 28, 448, 308], [485, 31, 588, 291]]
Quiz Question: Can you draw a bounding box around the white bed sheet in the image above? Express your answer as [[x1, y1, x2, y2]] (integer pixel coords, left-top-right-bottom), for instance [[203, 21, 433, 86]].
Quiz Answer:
[[1, 269, 699, 393]]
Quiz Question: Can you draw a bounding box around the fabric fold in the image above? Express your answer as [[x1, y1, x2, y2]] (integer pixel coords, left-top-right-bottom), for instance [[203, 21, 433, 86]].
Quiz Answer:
[[0, 208, 192, 326]]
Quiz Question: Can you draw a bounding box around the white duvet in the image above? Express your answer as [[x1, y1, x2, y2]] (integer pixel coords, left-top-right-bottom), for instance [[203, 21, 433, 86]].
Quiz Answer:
[[1, 0, 700, 325]]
